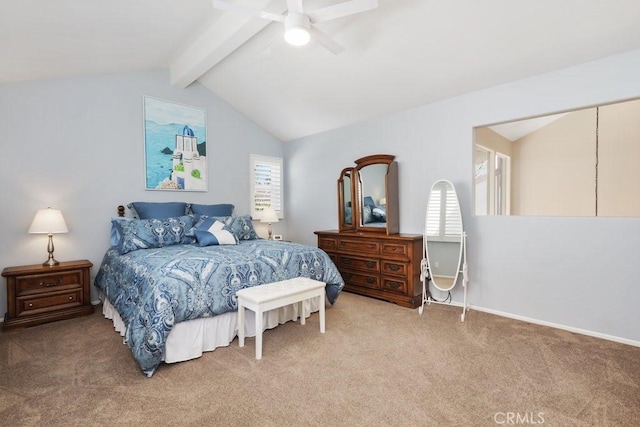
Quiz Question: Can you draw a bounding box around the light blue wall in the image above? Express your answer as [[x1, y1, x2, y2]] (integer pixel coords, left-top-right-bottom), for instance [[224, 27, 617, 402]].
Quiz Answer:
[[285, 49, 640, 344], [0, 70, 283, 313], [2, 52, 640, 345]]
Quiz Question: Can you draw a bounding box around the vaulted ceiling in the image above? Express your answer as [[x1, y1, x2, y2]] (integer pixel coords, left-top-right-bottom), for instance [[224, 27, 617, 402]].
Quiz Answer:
[[2, 0, 640, 141]]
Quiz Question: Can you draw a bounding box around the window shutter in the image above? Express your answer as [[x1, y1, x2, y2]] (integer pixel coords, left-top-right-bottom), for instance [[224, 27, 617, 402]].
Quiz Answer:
[[426, 189, 441, 237], [250, 155, 283, 218], [444, 189, 462, 237]]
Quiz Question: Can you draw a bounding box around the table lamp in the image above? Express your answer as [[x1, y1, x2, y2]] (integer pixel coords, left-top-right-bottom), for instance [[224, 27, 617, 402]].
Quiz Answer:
[[29, 207, 69, 266], [260, 207, 279, 240]]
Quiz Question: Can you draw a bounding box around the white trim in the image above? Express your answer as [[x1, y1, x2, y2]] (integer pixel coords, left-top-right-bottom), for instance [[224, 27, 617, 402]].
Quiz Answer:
[[458, 304, 640, 348]]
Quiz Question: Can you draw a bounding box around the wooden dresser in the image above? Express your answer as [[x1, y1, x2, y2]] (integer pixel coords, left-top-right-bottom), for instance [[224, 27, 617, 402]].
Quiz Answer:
[[315, 230, 423, 308], [2, 260, 94, 331]]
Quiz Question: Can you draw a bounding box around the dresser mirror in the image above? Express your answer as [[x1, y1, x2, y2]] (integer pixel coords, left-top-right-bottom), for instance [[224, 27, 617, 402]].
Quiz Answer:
[[420, 179, 468, 321], [337, 167, 355, 232], [337, 154, 399, 235]]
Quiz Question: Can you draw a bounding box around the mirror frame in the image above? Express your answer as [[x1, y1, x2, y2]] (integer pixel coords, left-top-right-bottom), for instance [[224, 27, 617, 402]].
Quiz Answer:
[[424, 179, 463, 292], [354, 154, 399, 235], [337, 154, 400, 235], [337, 167, 356, 232]]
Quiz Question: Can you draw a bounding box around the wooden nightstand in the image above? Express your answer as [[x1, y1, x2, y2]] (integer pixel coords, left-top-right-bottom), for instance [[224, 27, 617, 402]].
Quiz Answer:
[[2, 260, 94, 331]]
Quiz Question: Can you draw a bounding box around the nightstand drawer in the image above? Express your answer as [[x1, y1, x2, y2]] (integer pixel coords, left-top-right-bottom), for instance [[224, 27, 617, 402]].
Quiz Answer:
[[18, 290, 81, 316], [16, 270, 82, 295]]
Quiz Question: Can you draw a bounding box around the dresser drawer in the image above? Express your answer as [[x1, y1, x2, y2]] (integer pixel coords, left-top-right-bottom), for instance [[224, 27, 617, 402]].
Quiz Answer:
[[18, 290, 82, 316], [16, 270, 82, 296], [341, 271, 380, 290], [339, 256, 379, 273], [338, 238, 380, 254], [381, 260, 408, 277], [318, 236, 338, 251], [381, 242, 408, 258], [382, 277, 407, 294]]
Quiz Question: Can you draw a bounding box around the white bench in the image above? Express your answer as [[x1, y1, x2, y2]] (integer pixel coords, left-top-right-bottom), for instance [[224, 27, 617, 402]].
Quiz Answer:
[[236, 277, 326, 359]]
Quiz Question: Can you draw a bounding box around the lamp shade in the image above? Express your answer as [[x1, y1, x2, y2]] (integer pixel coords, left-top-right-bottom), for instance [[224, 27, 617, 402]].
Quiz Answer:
[[260, 207, 279, 224], [28, 208, 69, 234]]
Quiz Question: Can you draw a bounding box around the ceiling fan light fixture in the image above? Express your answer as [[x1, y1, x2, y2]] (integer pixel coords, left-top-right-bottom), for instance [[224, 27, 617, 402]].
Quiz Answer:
[[284, 13, 311, 46]]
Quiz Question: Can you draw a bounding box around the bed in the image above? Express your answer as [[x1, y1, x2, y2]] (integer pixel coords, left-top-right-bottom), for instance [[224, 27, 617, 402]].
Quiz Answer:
[[94, 204, 344, 376]]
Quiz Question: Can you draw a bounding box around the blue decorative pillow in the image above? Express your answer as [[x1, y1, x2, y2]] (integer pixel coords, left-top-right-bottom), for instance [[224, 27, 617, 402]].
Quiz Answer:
[[228, 215, 260, 240], [127, 202, 188, 219], [362, 205, 374, 224], [111, 215, 197, 254], [110, 217, 133, 247], [193, 217, 239, 246], [363, 196, 376, 207], [189, 203, 234, 216]]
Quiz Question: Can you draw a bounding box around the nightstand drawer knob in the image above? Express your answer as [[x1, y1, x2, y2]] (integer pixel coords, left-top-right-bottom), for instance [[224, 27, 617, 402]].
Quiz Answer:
[[69, 296, 73, 300], [28, 303, 33, 308]]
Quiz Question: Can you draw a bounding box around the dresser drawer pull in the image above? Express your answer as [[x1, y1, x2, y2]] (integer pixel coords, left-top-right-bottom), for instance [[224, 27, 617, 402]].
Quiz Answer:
[[342, 258, 352, 264], [69, 296, 73, 300], [40, 279, 61, 288], [388, 264, 401, 271], [388, 281, 402, 289], [366, 277, 376, 284], [366, 261, 376, 268], [28, 303, 33, 308]]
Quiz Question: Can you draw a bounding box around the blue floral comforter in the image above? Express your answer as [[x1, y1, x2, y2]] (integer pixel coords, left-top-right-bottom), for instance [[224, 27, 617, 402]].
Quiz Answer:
[[94, 240, 344, 376]]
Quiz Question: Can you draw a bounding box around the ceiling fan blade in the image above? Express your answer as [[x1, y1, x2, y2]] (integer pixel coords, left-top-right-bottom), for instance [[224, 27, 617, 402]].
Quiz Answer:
[[310, 26, 345, 55], [307, 0, 378, 23], [213, 0, 285, 22], [286, 0, 304, 14]]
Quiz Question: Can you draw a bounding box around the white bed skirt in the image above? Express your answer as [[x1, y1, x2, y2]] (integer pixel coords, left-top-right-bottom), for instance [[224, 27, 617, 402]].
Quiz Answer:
[[101, 296, 321, 364]]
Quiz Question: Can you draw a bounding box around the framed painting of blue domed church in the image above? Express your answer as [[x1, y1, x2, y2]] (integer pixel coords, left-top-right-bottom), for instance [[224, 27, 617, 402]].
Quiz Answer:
[[143, 96, 207, 191]]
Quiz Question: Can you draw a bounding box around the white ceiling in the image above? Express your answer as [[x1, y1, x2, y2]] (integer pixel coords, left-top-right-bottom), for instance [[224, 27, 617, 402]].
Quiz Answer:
[[2, 0, 640, 141], [489, 113, 568, 142]]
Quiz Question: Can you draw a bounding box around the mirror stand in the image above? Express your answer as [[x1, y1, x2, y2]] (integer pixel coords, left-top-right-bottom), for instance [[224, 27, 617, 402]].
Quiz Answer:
[[418, 179, 469, 322], [419, 232, 468, 321]]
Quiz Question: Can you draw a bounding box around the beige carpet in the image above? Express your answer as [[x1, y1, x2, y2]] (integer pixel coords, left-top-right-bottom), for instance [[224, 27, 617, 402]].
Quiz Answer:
[[0, 292, 639, 426]]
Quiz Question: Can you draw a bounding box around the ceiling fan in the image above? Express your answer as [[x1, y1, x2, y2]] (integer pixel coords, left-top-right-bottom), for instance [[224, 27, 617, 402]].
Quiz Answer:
[[212, 0, 379, 54]]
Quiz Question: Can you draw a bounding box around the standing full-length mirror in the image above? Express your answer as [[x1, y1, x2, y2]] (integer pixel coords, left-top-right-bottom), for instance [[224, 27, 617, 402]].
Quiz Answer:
[[420, 179, 468, 321]]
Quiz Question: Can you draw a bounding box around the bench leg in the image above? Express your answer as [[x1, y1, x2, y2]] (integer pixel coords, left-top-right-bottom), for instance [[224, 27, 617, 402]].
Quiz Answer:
[[255, 309, 263, 359], [300, 300, 306, 325], [238, 301, 245, 347], [319, 294, 325, 334]]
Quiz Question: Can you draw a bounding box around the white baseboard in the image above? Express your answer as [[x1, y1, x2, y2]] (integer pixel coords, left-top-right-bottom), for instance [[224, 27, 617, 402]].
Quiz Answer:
[[469, 304, 640, 348]]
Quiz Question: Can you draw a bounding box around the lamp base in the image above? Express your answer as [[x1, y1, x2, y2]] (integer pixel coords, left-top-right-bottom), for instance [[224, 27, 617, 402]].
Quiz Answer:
[[43, 234, 60, 266]]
